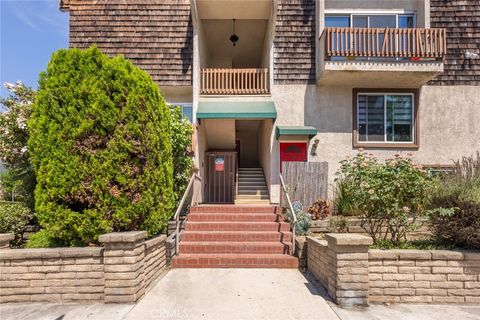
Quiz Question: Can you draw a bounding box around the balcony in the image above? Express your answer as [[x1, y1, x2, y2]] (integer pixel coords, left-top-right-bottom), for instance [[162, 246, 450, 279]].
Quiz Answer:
[[201, 68, 270, 95], [318, 27, 446, 87]]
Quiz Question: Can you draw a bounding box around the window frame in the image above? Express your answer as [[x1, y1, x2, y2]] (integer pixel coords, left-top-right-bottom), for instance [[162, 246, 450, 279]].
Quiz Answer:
[[324, 11, 417, 29], [352, 88, 419, 149]]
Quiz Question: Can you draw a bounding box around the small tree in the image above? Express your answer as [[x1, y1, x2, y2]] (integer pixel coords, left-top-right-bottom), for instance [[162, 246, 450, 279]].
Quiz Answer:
[[0, 82, 36, 209], [170, 106, 193, 203], [28, 47, 174, 246], [335, 152, 433, 244]]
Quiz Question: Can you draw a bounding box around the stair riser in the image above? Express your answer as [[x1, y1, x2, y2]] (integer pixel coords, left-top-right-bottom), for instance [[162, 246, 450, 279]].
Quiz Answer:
[[172, 257, 299, 269], [179, 244, 292, 254], [185, 223, 290, 232], [189, 206, 280, 213], [188, 214, 282, 222], [182, 232, 293, 242]]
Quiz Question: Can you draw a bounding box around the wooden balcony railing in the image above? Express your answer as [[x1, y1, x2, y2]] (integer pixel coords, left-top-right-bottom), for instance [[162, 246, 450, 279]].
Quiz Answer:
[[324, 27, 447, 59], [201, 68, 269, 95]]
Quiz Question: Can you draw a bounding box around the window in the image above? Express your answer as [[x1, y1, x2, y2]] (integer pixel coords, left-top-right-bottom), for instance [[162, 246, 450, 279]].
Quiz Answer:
[[325, 13, 416, 28], [353, 89, 418, 148], [168, 103, 193, 123]]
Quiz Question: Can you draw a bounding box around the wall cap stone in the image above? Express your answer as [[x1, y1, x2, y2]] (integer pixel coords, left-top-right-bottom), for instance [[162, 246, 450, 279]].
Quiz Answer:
[[306, 236, 327, 247], [145, 235, 167, 249], [99, 231, 147, 244], [0, 247, 103, 260], [325, 233, 373, 246], [0, 233, 14, 248]]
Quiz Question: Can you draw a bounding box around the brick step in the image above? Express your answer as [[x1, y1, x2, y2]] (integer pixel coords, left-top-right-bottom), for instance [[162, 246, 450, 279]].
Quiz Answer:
[[189, 206, 280, 214], [188, 213, 282, 222], [181, 231, 293, 242], [185, 222, 290, 232], [179, 241, 292, 254], [172, 254, 299, 268]]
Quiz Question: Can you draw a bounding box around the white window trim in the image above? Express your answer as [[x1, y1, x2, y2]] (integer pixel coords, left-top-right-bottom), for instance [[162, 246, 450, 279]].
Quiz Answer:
[[356, 92, 415, 144]]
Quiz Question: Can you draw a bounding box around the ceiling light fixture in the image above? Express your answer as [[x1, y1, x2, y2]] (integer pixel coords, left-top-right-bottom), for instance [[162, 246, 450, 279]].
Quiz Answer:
[[230, 19, 239, 47]]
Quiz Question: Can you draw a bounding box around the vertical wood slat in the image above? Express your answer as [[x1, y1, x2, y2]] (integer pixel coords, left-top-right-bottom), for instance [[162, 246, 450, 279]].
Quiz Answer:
[[282, 162, 329, 208], [324, 27, 446, 60], [200, 68, 269, 95]]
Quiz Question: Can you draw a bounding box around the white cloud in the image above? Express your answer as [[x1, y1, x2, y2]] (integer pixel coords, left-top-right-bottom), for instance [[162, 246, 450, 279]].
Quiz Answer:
[[2, 0, 69, 39]]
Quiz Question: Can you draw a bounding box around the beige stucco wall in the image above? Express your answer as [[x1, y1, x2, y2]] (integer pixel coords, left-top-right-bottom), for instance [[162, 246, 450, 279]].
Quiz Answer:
[[268, 84, 480, 203]]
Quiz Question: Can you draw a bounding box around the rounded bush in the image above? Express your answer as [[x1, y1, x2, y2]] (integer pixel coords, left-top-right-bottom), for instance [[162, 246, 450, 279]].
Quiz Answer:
[[28, 46, 174, 246]]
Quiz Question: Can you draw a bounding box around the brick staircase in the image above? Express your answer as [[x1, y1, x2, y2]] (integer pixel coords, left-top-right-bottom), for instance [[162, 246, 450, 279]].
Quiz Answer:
[[172, 205, 299, 268]]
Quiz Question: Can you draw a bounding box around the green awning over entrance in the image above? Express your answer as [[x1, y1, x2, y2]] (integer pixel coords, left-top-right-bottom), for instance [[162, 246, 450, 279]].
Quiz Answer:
[[275, 126, 318, 139], [197, 101, 277, 119]]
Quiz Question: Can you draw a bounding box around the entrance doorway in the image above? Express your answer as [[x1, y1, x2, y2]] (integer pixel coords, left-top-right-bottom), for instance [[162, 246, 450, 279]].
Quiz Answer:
[[205, 151, 236, 204], [279, 142, 308, 172]]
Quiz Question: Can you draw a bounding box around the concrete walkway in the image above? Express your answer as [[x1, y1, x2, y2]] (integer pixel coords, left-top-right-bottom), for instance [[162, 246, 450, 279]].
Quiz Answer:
[[1, 269, 480, 320]]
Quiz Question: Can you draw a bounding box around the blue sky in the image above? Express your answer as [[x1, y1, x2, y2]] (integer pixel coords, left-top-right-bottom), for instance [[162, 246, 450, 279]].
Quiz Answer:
[[0, 0, 69, 98]]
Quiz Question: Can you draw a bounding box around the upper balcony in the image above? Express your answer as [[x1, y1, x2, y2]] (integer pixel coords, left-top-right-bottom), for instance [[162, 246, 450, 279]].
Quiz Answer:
[[201, 68, 269, 95], [194, 0, 274, 97], [318, 27, 446, 87], [317, 1, 446, 87]]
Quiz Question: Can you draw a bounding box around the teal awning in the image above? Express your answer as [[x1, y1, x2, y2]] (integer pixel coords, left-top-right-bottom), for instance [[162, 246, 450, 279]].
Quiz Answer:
[[197, 101, 277, 119], [276, 126, 317, 139]]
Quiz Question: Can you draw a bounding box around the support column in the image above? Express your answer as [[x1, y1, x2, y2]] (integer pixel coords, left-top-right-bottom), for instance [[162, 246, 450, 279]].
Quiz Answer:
[[99, 231, 147, 303], [325, 233, 373, 306]]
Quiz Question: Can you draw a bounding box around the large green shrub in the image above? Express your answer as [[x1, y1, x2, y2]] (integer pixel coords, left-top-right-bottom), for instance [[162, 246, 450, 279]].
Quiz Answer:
[[0, 82, 36, 209], [28, 46, 174, 246], [428, 153, 480, 249], [0, 201, 33, 244], [334, 151, 434, 244]]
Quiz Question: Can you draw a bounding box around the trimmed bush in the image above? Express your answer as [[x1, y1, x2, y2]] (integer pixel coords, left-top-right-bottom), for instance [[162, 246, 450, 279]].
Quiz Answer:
[[0, 201, 33, 244], [428, 153, 480, 249], [28, 46, 174, 246]]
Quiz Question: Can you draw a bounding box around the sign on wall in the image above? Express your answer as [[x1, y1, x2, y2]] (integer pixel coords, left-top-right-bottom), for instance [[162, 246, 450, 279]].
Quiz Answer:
[[215, 157, 225, 172]]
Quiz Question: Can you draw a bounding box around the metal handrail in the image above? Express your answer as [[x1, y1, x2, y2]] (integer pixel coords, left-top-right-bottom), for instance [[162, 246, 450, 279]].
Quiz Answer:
[[174, 173, 202, 255], [279, 174, 297, 255]]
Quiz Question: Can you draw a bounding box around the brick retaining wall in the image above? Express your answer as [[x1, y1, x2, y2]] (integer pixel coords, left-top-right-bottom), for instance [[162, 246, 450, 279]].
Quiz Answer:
[[369, 249, 480, 304], [0, 232, 167, 304], [307, 234, 480, 306]]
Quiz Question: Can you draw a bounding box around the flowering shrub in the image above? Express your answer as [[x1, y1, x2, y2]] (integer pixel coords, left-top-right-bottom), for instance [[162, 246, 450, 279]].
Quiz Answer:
[[307, 199, 330, 220], [0, 82, 36, 208], [334, 151, 434, 244]]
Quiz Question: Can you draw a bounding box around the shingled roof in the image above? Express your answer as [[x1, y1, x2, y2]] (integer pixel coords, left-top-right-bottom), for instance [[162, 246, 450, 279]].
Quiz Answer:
[[429, 0, 480, 85], [60, 0, 193, 87]]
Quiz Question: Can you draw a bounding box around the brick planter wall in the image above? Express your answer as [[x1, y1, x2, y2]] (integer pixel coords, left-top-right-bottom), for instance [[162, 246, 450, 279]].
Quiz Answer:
[[0, 232, 167, 304], [307, 234, 372, 306], [307, 234, 480, 306], [369, 249, 480, 304]]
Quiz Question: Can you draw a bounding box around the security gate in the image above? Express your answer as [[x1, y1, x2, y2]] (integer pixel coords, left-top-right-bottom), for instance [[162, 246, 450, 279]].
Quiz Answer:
[[205, 151, 236, 204]]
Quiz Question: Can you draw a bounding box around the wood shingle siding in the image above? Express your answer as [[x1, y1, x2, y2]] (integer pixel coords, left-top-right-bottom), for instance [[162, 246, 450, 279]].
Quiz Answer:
[[61, 0, 193, 86], [429, 0, 480, 85], [274, 0, 316, 84]]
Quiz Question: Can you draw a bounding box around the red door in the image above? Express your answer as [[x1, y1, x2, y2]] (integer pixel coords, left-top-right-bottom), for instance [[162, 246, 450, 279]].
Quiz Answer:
[[280, 142, 308, 172]]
